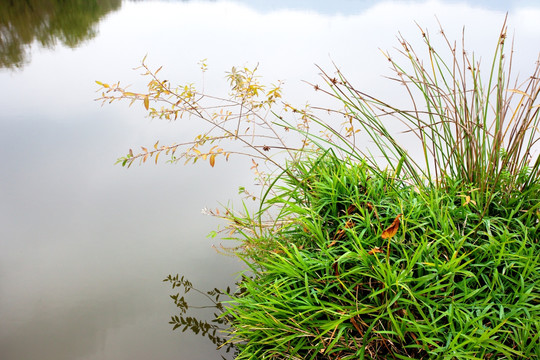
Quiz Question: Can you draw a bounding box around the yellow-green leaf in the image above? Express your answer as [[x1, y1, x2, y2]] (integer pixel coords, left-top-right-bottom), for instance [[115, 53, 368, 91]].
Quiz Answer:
[[144, 96, 149, 110]]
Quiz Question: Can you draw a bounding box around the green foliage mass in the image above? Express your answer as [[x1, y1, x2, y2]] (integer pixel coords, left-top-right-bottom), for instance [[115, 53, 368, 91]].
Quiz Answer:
[[224, 152, 540, 359]]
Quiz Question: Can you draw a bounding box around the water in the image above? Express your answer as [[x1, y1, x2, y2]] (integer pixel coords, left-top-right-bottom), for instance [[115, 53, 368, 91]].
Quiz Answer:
[[1, 1, 539, 359]]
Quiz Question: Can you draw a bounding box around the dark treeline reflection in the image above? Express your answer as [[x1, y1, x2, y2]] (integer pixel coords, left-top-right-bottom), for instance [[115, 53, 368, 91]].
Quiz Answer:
[[0, 0, 121, 68]]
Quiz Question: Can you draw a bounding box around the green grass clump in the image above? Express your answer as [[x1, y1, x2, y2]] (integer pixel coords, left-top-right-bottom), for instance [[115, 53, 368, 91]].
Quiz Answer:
[[224, 152, 540, 359]]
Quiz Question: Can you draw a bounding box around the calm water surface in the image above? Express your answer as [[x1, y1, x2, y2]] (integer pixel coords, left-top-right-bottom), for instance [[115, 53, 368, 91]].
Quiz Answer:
[[1, 1, 539, 359]]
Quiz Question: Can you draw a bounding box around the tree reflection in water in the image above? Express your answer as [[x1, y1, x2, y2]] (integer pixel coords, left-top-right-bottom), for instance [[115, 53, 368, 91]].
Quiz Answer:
[[163, 274, 238, 359], [0, 0, 121, 68]]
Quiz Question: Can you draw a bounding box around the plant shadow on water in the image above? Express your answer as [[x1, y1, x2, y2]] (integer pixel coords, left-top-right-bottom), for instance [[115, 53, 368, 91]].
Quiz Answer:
[[163, 274, 239, 359]]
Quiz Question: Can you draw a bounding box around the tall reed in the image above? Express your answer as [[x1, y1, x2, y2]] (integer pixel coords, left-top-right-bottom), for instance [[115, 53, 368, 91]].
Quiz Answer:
[[300, 19, 540, 214]]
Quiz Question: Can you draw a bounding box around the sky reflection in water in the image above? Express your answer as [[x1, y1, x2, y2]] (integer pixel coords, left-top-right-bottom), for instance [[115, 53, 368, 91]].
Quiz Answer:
[[0, 1, 539, 360]]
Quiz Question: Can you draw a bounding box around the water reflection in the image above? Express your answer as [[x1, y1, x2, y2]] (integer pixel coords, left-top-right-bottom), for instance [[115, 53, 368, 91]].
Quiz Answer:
[[0, 0, 121, 68], [164, 274, 237, 357], [1, 1, 539, 360]]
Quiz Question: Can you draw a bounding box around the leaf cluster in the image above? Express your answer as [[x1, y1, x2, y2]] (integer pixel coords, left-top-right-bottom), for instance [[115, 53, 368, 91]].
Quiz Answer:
[[96, 60, 298, 172]]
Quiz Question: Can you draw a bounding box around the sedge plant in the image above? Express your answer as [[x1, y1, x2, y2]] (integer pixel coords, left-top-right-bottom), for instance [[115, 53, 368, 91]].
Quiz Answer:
[[300, 18, 540, 216]]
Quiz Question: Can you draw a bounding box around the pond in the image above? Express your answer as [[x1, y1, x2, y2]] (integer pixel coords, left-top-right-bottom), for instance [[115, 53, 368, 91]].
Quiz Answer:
[[1, 1, 539, 359]]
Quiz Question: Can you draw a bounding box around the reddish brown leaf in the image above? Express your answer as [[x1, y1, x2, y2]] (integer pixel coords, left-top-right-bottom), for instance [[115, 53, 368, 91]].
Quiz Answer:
[[365, 202, 374, 212], [367, 247, 384, 255], [350, 316, 364, 335], [381, 214, 402, 239], [346, 204, 357, 215], [332, 262, 339, 277], [330, 219, 355, 247]]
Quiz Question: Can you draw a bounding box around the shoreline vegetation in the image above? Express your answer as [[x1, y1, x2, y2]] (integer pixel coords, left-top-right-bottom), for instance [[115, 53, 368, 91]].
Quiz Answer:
[[98, 19, 539, 359]]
